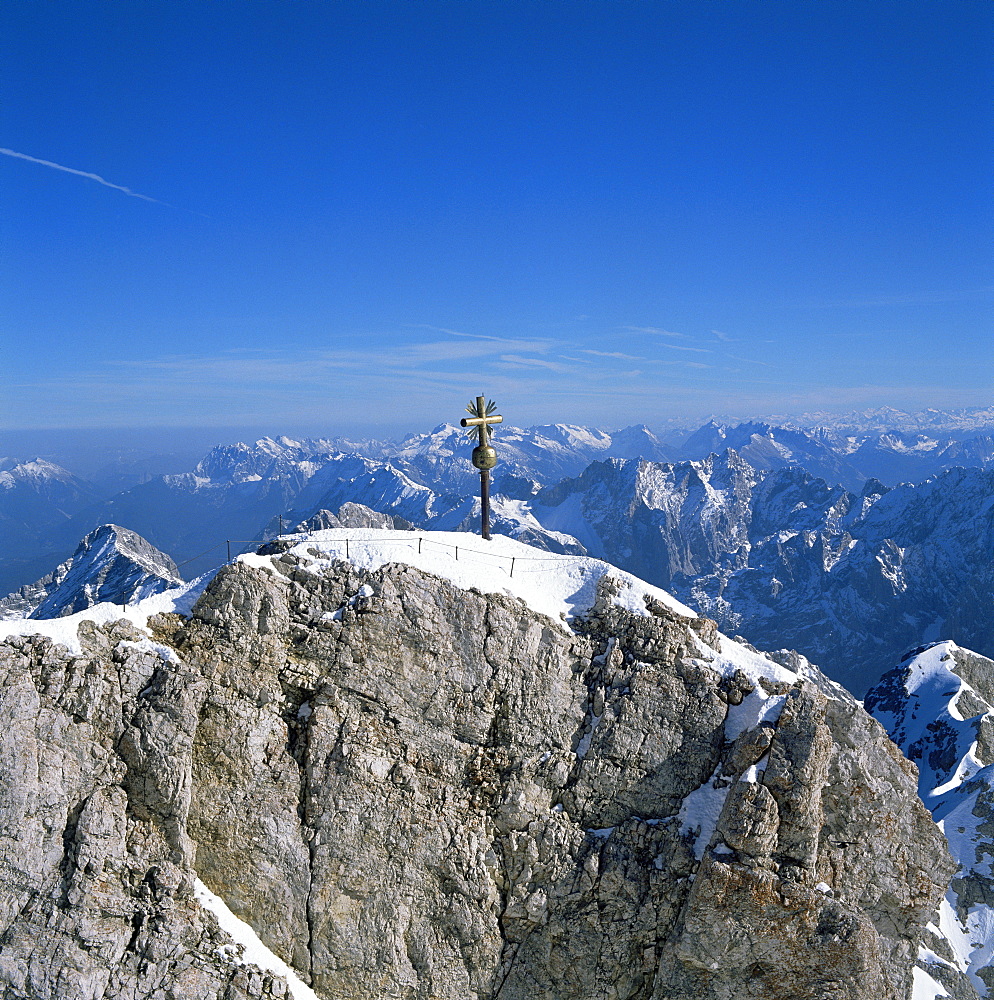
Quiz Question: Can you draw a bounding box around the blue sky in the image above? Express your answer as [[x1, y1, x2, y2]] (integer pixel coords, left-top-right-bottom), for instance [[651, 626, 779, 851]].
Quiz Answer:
[[2, 1, 992, 436]]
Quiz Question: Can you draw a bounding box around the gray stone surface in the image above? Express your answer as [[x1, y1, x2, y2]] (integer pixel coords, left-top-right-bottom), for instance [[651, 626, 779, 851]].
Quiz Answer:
[[295, 503, 415, 532], [0, 553, 952, 999]]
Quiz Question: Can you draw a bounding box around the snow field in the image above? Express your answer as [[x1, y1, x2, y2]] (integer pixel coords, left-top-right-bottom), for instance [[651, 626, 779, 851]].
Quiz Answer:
[[252, 528, 699, 626]]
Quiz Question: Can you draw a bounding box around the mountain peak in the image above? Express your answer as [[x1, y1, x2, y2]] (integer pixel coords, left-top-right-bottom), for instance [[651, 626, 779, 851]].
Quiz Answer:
[[0, 524, 182, 621]]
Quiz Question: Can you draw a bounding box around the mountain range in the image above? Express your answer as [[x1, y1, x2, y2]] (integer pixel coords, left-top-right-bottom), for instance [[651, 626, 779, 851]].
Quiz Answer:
[[3, 409, 994, 695]]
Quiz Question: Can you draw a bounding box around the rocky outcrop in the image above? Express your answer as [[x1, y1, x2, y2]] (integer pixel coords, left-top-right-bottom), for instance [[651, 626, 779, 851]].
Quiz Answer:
[[294, 502, 415, 532], [0, 524, 182, 621], [866, 642, 994, 998], [0, 546, 951, 999]]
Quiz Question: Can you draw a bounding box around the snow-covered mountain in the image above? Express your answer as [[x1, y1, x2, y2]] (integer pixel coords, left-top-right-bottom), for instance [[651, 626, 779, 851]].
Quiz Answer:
[[0, 528, 954, 999], [784, 405, 994, 438], [7, 411, 994, 592], [0, 523, 182, 620], [830, 431, 994, 487], [386, 421, 677, 493], [49, 427, 665, 576], [866, 642, 994, 998], [55, 440, 336, 576], [4, 413, 994, 700], [525, 455, 994, 695], [269, 458, 583, 554], [0, 458, 100, 595], [679, 419, 994, 489], [680, 420, 867, 490]]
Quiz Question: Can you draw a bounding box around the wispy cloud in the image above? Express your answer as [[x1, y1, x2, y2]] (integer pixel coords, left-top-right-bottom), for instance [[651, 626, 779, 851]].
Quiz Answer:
[[625, 325, 688, 338], [712, 330, 736, 342], [498, 354, 575, 374], [727, 354, 772, 367], [0, 147, 164, 203], [409, 324, 496, 340], [581, 349, 645, 361], [657, 343, 712, 354], [406, 324, 556, 354]]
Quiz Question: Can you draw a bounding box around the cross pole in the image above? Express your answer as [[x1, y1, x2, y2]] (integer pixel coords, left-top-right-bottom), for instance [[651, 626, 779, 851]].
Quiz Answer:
[[460, 395, 503, 540]]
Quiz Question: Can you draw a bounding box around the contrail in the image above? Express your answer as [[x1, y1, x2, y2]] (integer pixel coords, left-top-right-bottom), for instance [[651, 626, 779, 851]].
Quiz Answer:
[[0, 147, 162, 203]]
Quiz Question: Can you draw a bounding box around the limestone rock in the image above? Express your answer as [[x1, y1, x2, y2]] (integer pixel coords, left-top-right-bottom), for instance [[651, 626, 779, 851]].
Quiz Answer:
[[295, 503, 415, 532], [0, 548, 952, 999]]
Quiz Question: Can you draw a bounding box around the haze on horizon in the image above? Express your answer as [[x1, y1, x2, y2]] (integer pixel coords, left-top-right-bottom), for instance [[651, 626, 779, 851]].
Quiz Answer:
[[2, 1, 991, 436]]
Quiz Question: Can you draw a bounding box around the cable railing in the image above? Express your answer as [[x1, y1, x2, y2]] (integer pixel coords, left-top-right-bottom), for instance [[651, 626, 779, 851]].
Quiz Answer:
[[176, 529, 591, 581]]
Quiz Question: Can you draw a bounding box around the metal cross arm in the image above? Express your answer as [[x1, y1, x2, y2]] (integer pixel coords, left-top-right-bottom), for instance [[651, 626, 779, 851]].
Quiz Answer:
[[461, 396, 503, 442]]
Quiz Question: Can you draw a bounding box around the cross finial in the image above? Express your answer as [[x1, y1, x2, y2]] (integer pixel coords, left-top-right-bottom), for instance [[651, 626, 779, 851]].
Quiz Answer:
[[461, 396, 503, 458], [459, 395, 503, 539]]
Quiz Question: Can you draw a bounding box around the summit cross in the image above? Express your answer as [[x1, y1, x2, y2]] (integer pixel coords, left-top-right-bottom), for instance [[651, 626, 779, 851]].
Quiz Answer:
[[460, 395, 503, 540]]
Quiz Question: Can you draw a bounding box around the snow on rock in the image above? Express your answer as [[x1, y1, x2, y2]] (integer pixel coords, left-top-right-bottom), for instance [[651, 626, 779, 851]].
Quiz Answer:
[[867, 641, 994, 997], [677, 766, 729, 860], [912, 965, 951, 1000], [193, 879, 319, 1000], [244, 528, 698, 628], [0, 574, 210, 655]]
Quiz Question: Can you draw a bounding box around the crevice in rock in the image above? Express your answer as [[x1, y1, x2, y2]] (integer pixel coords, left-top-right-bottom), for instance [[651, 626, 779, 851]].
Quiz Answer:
[[57, 796, 87, 910], [125, 910, 145, 955], [277, 673, 318, 983]]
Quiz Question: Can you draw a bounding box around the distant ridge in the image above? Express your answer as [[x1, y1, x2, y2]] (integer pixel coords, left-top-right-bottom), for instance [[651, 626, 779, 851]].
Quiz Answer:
[[0, 523, 181, 620]]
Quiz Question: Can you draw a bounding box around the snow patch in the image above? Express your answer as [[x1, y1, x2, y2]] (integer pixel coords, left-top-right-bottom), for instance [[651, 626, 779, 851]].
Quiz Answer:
[[0, 575, 211, 656], [193, 878, 319, 1000], [678, 767, 729, 860], [258, 529, 697, 628], [911, 965, 950, 1000]]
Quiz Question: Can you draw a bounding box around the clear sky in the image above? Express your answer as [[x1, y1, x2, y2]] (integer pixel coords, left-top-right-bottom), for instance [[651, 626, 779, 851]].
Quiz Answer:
[[2, 0, 992, 437]]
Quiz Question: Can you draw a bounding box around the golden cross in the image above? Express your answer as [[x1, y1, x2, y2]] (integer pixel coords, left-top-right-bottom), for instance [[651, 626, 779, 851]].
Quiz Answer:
[[460, 395, 503, 449], [459, 395, 503, 539]]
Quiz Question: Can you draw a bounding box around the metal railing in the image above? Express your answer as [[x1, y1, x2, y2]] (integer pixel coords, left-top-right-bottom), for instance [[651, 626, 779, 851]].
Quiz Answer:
[[177, 530, 589, 581]]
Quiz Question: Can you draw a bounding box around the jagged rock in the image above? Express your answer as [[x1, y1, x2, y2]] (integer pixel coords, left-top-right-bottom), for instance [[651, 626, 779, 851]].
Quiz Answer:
[[866, 642, 994, 997], [0, 524, 182, 620], [0, 546, 952, 999], [295, 502, 414, 532]]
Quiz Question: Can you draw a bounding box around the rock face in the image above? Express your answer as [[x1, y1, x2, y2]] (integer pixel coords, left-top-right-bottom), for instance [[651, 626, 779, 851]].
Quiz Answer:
[[294, 503, 415, 532], [0, 524, 182, 621], [0, 544, 950, 999]]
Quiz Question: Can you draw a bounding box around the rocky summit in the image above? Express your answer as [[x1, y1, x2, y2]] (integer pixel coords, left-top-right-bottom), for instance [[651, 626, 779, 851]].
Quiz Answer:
[[0, 531, 952, 999]]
